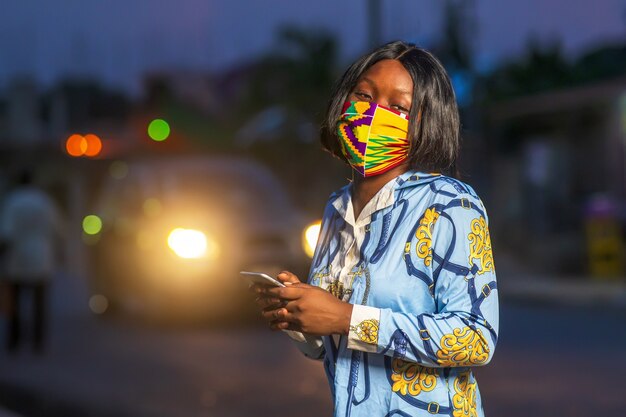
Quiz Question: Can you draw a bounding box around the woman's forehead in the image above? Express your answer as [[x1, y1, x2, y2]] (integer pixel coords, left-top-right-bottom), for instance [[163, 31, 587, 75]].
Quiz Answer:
[[357, 59, 413, 94]]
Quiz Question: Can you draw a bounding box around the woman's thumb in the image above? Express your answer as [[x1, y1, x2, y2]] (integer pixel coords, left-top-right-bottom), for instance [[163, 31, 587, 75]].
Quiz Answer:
[[277, 270, 301, 285]]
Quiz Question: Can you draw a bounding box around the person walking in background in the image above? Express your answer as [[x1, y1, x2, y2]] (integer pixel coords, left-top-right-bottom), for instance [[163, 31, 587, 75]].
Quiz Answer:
[[252, 41, 499, 416], [0, 169, 64, 353]]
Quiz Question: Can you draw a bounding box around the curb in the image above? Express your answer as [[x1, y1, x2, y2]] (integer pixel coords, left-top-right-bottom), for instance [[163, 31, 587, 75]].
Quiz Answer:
[[500, 276, 626, 310]]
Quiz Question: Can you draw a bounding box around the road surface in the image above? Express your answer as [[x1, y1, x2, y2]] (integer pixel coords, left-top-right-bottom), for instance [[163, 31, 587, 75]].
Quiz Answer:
[[0, 273, 624, 416]]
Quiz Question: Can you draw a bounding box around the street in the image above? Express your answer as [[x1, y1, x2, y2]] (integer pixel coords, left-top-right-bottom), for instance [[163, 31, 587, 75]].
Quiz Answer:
[[0, 273, 625, 417], [477, 301, 626, 416]]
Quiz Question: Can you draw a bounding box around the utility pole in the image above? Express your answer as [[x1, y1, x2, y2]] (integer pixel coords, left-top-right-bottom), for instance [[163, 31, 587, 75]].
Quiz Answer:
[[367, 0, 382, 49]]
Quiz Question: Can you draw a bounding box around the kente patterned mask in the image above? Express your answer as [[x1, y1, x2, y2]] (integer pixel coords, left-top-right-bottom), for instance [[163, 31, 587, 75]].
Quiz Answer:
[[337, 101, 410, 177]]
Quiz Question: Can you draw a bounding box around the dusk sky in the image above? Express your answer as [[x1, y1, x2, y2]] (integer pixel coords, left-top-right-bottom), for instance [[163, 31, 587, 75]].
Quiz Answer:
[[0, 0, 624, 95]]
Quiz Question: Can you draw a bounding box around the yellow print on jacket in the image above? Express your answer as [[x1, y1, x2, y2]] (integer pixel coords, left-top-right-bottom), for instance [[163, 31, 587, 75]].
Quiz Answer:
[[350, 319, 379, 344], [326, 279, 346, 300], [311, 267, 331, 287], [390, 358, 437, 396], [468, 216, 494, 275], [436, 327, 490, 366], [415, 208, 440, 267], [452, 371, 477, 417]]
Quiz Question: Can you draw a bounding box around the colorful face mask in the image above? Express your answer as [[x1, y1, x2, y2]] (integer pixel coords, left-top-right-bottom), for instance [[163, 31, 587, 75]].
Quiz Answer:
[[337, 101, 410, 177]]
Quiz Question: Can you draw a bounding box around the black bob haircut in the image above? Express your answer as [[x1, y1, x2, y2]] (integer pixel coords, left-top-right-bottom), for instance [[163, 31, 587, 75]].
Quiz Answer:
[[320, 41, 460, 174]]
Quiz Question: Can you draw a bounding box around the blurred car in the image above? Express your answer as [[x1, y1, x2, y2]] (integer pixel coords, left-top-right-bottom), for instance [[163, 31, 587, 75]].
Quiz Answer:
[[87, 155, 320, 321]]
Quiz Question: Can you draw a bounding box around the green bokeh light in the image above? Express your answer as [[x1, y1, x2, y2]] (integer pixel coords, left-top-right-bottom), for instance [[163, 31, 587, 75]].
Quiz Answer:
[[83, 215, 103, 235], [148, 119, 170, 141]]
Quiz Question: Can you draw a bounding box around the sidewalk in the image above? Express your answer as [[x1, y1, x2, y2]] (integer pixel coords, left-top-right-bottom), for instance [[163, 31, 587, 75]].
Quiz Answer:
[[496, 252, 626, 309], [502, 274, 626, 308]]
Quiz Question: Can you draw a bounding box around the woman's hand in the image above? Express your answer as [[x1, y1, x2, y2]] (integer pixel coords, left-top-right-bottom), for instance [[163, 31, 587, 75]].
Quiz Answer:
[[259, 277, 353, 337], [250, 271, 301, 313]]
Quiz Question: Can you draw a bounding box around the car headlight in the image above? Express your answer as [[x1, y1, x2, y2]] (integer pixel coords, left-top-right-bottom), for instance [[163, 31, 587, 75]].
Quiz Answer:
[[167, 228, 219, 259], [302, 220, 322, 258]]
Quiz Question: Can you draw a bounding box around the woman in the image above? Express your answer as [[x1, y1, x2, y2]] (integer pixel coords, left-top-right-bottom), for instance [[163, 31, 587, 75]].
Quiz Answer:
[[253, 41, 498, 417]]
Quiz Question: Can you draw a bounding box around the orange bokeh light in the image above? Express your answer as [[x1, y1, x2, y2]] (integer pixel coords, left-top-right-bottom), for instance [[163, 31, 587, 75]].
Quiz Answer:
[[83, 134, 102, 157], [66, 134, 85, 156], [65, 133, 102, 157]]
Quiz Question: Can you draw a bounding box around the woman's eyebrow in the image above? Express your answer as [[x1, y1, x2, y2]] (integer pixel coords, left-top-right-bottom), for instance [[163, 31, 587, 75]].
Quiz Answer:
[[391, 86, 413, 96], [357, 77, 377, 88], [395, 88, 412, 96], [359, 77, 411, 96]]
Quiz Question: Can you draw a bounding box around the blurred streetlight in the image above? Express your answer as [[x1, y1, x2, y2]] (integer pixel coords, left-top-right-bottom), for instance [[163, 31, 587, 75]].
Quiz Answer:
[[302, 220, 322, 258], [167, 228, 216, 259], [65, 133, 102, 157], [83, 215, 103, 235], [83, 134, 102, 156], [148, 119, 170, 141]]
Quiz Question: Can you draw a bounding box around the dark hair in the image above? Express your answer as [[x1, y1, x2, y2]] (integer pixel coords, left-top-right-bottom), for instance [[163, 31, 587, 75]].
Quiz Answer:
[[320, 41, 460, 173]]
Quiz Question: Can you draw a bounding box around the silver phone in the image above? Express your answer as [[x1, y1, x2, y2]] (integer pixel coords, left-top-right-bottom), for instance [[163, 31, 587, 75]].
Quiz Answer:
[[239, 271, 285, 287]]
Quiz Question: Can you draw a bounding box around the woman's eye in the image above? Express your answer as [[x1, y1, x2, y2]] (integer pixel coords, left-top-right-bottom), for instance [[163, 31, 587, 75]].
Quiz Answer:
[[354, 92, 372, 101], [393, 105, 409, 114]]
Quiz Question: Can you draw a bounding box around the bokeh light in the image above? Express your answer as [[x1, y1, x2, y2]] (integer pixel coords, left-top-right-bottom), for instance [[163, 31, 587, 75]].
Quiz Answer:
[[109, 161, 129, 179], [65, 133, 102, 157], [65, 134, 86, 156], [89, 294, 109, 314], [303, 220, 322, 258], [83, 134, 102, 157], [167, 228, 207, 259], [148, 119, 170, 141], [83, 215, 103, 235]]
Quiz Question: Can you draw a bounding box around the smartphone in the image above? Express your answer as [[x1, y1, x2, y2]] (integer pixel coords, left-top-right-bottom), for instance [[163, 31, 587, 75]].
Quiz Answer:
[[240, 271, 314, 343], [239, 271, 285, 287]]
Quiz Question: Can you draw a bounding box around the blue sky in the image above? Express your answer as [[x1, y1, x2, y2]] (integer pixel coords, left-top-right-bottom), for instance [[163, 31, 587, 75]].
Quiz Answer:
[[0, 0, 624, 95]]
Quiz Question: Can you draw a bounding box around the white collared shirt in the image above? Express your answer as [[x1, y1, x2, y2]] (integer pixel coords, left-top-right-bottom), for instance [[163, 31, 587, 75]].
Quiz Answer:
[[290, 176, 398, 354]]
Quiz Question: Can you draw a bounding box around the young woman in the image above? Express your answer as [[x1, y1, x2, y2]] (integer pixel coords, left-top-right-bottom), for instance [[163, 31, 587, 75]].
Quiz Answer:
[[252, 41, 498, 417]]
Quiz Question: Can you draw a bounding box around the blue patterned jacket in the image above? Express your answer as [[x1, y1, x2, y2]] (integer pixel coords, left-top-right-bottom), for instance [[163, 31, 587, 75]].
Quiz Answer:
[[306, 170, 499, 417]]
